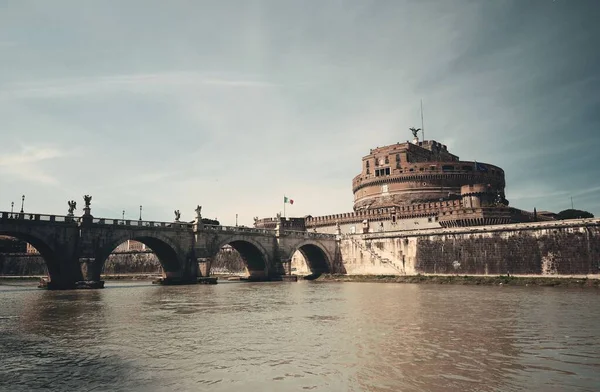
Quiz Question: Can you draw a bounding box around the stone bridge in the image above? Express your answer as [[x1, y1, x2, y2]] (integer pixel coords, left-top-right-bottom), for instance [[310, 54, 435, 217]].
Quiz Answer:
[[0, 208, 339, 289]]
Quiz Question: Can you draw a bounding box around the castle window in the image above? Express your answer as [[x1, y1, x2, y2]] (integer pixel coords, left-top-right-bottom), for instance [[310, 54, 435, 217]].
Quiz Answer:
[[366, 161, 370, 167], [462, 165, 473, 171], [396, 154, 400, 161], [385, 168, 390, 175], [385, 157, 389, 164], [442, 165, 454, 171], [375, 169, 380, 177], [366, 168, 370, 175]]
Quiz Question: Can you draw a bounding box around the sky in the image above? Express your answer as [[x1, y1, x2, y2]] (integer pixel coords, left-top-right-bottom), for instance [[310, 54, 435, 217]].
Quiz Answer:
[[1, 0, 599, 225]]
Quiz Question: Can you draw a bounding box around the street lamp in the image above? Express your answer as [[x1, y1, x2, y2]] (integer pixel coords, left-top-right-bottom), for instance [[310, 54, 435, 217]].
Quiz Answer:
[[20, 195, 25, 214], [122, 210, 125, 220], [10, 201, 14, 218], [139, 205, 142, 221]]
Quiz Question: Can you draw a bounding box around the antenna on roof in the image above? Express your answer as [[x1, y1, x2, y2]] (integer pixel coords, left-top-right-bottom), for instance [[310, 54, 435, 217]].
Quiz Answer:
[[420, 99, 425, 141]]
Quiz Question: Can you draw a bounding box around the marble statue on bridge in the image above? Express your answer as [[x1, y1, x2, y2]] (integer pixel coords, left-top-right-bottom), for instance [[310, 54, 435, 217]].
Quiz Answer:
[[67, 200, 76, 216], [174, 210, 181, 222]]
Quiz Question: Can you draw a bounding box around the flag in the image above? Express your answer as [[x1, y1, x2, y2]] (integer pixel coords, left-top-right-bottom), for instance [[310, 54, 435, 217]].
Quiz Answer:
[[284, 196, 294, 205]]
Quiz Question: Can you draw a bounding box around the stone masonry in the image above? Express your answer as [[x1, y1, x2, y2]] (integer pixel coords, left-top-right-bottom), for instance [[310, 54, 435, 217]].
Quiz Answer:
[[337, 218, 600, 277]]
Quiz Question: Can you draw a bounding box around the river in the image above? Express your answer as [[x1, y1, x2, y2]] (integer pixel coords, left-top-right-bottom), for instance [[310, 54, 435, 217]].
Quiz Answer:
[[0, 281, 599, 391]]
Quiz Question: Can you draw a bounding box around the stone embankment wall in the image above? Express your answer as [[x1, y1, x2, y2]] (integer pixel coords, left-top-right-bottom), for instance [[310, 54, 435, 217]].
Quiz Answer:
[[0, 254, 48, 276], [0, 253, 162, 276], [339, 219, 600, 277], [0, 249, 247, 276]]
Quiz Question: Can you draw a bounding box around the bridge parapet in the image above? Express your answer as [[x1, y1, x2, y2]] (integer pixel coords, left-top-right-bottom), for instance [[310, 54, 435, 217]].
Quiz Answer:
[[90, 217, 192, 230], [1, 211, 194, 230], [203, 224, 275, 235], [1, 211, 78, 224], [283, 230, 337, 240]]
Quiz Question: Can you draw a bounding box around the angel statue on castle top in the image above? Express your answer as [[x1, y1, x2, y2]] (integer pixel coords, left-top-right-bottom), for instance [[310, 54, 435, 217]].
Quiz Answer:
[[409, 127, 421, 138]]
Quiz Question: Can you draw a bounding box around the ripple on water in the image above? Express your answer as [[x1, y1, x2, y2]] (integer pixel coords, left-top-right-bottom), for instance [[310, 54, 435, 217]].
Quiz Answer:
[[0, 282, 600, 391]]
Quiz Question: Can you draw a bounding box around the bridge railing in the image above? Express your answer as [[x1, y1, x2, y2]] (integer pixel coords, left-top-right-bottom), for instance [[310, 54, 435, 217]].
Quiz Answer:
[[91, 218, 193, 229], [0, 211, 194, 229], [283, 230, 337, 239], [203, 224, 275, 234], [0, 211, 79, 223]]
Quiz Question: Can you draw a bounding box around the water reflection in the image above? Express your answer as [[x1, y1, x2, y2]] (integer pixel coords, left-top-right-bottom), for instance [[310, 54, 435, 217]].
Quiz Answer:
[[0, 282, 599, 392]]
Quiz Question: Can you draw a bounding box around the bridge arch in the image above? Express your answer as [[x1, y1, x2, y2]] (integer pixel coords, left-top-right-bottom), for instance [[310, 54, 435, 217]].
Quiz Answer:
[[288, 241, 332, 274], [96, 232, 184, 276], [0, 231, 59, 278], [214, 236, 271, 277]]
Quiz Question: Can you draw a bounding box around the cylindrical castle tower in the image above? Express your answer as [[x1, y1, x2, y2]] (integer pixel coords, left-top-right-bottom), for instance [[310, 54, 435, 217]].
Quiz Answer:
[[352, 139, 507, 211]]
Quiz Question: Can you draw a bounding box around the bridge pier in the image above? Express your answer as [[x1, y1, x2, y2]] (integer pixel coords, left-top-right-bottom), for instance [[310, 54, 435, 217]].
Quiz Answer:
[[197, 257, 212, 277], [78, 257, 105, 288], [280, 258, 292, 275]]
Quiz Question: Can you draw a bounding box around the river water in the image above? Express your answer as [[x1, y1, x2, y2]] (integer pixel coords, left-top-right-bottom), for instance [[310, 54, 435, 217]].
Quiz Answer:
[[0, 281, 599, 392]]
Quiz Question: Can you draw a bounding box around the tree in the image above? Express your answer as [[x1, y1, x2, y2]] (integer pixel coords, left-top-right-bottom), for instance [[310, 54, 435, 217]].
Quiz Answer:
[[556, 209, 594, 220]]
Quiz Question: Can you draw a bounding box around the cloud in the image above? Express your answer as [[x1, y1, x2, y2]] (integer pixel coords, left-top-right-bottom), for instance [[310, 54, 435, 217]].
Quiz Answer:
[[0, 72, 278, 100], [0, 146, 63, 166], [0, 146, 65, 185]]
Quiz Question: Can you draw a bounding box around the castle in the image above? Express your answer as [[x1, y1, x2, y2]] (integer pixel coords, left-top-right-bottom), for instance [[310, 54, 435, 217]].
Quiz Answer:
[[256, 130, 549, 233]]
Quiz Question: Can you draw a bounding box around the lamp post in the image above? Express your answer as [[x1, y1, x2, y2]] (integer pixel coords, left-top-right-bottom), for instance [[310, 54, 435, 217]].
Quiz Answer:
[[122, 210, 125, 220], [139, 205, 142, 221], [20, 195, 25, 214], [10, 201, 14, 218]]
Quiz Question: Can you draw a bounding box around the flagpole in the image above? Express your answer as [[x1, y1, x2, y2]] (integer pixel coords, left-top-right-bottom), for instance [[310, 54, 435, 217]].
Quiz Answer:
[[284, 196, 286, 218], [421, 99, 425, 141]]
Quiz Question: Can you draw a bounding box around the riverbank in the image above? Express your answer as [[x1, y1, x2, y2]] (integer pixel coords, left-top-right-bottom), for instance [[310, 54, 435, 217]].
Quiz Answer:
[[3, 274, 599, 288], [316, 274, 600, 288], [0, 273, 247, 283], [0, 274, 162, 282]]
